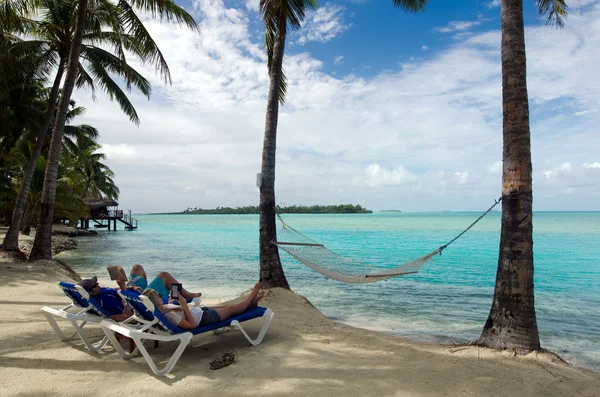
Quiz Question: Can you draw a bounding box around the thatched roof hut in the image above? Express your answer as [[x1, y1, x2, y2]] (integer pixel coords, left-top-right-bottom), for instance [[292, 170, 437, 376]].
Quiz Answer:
[[84, 198, 119, 219], [85, 198, 118, 210]]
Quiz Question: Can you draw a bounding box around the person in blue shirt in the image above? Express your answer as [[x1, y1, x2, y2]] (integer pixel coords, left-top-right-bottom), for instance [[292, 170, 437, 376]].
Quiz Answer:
[[78, 276, 134, 321]]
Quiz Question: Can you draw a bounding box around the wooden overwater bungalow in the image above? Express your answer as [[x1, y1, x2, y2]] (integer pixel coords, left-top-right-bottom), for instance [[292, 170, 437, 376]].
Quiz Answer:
[[82, 198, 138, 231]]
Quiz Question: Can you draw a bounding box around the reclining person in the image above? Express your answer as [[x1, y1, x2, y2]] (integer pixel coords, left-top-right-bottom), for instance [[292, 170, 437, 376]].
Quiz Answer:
[[143, 283, 264, 329], [78, 276, 134, 321], [125, 264, 201, 300]]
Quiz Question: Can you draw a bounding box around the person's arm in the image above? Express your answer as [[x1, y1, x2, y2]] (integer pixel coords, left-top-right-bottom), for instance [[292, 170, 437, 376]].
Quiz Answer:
[[109, 302, 133, 321], [116, 275, 127, 290], [175, 299, 197, 329]]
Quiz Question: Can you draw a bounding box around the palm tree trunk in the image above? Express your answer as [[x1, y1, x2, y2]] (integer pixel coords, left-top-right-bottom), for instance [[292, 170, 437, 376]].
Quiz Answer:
[[259, 13, 290, 290], [29, 0, 89, 260], [1, 65, 64, 252], [0, 168, 9, 210], [20, 203, 33, 235], [478, 0, 540, 353]]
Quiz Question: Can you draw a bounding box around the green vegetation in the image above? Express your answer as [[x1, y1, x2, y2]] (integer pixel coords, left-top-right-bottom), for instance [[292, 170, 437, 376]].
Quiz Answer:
[[176, 204, 372, 215], [1, 0, 198, 256]]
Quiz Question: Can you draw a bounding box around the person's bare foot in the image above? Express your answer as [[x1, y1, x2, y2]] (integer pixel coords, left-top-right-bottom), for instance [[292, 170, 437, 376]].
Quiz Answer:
[[189, 292, 202, 298], [248, 283, 260, 300], [250, 291, 264, 307]]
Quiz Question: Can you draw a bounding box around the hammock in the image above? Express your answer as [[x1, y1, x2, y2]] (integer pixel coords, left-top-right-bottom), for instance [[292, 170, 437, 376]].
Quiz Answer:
[[273, 196, 504, 284]]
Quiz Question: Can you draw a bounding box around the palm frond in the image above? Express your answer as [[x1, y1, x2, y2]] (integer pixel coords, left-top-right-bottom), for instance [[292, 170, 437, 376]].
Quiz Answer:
[[80, 44, 151, 97], [124, 0, 199, 32], [86, 59, 141, 124], [392, 0, 427, 12], [116, 0, 173, 84], [75, 61, 96, 98], [535, 0, 568, 28], [260, 0, 315, 103]]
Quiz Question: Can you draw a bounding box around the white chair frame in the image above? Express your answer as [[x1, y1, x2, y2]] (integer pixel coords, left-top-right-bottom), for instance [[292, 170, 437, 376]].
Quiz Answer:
[[100, 308, 275, 376]]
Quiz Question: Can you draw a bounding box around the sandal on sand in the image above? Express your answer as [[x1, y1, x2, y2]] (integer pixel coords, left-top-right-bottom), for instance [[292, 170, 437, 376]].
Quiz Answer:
[[209, 352, 235, 370]]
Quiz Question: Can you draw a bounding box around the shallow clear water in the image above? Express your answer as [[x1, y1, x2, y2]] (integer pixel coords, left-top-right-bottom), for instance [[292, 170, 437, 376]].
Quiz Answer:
[[56, 212, 600, 371]]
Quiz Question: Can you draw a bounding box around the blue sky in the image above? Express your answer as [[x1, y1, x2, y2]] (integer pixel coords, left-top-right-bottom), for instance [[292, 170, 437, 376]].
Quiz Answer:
[[73, 0, 600, 213]]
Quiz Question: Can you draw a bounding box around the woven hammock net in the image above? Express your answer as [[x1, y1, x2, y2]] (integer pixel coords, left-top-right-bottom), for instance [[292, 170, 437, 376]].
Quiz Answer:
[[274, 222, 441, 284]]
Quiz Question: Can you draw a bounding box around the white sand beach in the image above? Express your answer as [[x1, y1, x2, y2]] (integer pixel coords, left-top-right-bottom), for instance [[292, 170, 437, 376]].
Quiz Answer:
[[0, 231, 599, 397]]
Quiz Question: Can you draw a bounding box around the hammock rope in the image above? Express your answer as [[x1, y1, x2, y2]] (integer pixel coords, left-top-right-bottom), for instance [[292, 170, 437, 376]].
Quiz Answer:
[[273, 195, 507, 284]]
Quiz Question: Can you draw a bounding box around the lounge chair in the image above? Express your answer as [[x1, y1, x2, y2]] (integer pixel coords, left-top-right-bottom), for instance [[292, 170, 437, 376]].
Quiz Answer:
[[99, 290, 275, 376], [41, 283, 202, 354], [41, 282, 116, 352]]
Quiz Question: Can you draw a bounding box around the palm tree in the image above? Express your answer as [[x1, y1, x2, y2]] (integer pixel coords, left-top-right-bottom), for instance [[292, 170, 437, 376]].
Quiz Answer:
[[0, 32, 53, 222], [65, 133, 120, 200], [23, 0, 198, 259], [1, 0, 156, 253], [478, 0, 567, 353], [7, 105, 116, 234], [27, 0, 89, 260], [257, 0, 318, 289]]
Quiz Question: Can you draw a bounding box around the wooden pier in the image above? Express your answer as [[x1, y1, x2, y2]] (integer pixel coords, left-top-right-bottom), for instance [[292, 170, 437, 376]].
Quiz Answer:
[[81, 199, 139, 231]]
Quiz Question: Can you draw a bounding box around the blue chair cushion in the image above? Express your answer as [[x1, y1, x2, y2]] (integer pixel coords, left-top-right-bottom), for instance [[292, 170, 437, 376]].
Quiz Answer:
[[58, 282, 112, 318], [119, 290, 267, 335]]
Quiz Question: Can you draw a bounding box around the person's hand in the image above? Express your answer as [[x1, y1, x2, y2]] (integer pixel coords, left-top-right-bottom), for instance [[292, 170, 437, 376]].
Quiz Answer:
[[116, 275, 127, 290], [179, 297, 189, 308], [132, 286, 142, 293]]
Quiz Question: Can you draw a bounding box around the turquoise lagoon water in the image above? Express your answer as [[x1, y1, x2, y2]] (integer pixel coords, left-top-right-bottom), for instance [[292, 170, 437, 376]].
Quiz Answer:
[[56, 212, 600, 371]]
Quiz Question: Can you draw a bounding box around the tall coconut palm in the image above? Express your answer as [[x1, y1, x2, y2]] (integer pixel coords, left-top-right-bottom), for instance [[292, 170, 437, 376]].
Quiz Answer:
[[478, 0, 567, 353], [0, 33, 53, 218], [1, 0, 154, 253], [257, 0, 318, 289], [27, 0, 90, 260], [24, 0, 198, 259]]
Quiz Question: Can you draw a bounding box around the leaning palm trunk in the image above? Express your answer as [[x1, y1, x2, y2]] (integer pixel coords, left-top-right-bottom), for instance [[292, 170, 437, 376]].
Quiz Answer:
[[20, 202, 33, 235], [29, 0, 89, 260], [478, 0, 540, 352], [259, 13, 289, 290], [1, 65, 64, 252]]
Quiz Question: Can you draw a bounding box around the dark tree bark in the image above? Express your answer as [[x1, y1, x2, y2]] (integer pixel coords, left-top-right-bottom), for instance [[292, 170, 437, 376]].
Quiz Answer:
[[478, 0, 540, 353], [20, 203, 33, 235], [1, 65, 64, 252], [29, 0, 89, 260], [259, 12, 290, 290]]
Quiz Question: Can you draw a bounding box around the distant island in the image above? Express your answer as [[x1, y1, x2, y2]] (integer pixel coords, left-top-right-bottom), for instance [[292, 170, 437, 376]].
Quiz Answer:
[[380, 210, 402, 213], [166, 204, 372, 215]]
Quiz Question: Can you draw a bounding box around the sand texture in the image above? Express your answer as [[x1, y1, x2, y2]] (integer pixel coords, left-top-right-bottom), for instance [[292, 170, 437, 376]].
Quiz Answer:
[[0, 230, 599, 396]]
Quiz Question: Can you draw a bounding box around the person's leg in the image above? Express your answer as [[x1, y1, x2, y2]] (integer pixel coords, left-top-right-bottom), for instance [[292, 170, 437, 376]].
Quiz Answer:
[[156, 272, 201, 299], [130, 264, 147, 280], [212, 284, 261, 321], [128, 264, 148, 290]]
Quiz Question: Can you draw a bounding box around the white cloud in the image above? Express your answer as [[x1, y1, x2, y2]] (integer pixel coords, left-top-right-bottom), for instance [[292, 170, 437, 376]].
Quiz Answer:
[[296, 5, 351, 45], [244, 0, 259, 12], [454, 172, 469, 184], [421, 45, 428, 51], [362, 164, 416, 188], [71, 0, 600, 212], [435, 15, 492, 34], [334, 55, 344, 65], [542, 162, 572, 180], [488, 0, 501, 8], [488, 161, 502, 173], [101, 144, 141, 163]]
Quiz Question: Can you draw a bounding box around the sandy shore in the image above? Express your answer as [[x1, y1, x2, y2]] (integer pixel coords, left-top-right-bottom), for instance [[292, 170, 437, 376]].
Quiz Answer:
[[0, 231, 599, 396]]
